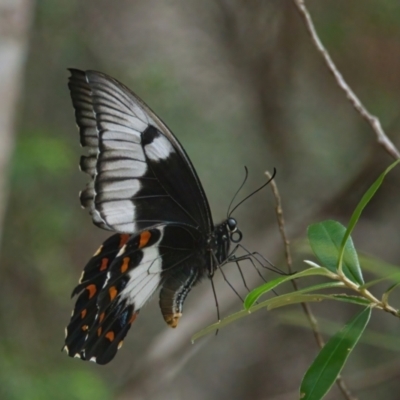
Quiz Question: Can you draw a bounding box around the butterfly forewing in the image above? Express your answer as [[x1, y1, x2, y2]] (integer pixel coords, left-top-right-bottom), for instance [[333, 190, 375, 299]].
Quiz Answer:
[[68, 69, 213, 234]]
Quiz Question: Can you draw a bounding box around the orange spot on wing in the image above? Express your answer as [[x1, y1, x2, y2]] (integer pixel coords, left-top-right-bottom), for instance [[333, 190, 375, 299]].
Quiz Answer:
[[105, 331, 115, 341], [97, 327, 102, 336], [86, 284, 96, 299], [109, 286, 118, 301], [119, 234, 130, 248], [139, 231, 151, 248], [129, 312, 139, 324], [100, 258, 109, 271], [121, 257, 130, 273], [81, 309, 87, 319], [82, 324, 89, 331]]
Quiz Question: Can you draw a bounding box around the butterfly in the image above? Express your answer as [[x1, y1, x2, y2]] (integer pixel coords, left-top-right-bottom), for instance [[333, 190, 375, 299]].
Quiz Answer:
[[62, 69, 261, 365]]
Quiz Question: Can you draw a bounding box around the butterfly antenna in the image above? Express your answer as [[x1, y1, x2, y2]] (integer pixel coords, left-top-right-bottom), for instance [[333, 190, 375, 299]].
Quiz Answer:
[[228, 168, 276, 217], [227, 166, 249, 219]]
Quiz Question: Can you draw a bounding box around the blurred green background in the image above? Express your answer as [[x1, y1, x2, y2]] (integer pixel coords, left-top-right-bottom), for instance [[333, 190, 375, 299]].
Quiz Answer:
[[1, 1, 400, 399]]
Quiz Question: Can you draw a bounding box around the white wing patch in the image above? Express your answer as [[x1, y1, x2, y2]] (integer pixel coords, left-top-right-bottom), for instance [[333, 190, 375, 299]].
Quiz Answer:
[[144, 134, 174, 162], [99, 200, 136, 232], [119, 230, 164, 309]]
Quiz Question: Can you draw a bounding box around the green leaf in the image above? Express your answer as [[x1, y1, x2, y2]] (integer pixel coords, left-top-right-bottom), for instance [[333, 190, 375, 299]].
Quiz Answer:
[[303, 260, 322, 268], [295, 282, 345, 293], [192, 309, 250, 342], [359, 254, 400, 277], [331, 295, 371, 306], [308, 221, 363, 285], [300, 307, 371, 400], [360, 272, 400, 289], [382, 282, 400, 305], [257, 281, 345, 309], [244, 267, 336, 309], [265, 294, 334, 311], [266, 293, 370, 311], [337, 159, 400, 275], [193, 290, 367, 342]]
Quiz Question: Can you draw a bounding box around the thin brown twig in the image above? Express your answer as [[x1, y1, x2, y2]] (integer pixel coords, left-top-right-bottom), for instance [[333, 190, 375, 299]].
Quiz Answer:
[[266, 171, 358, 400], [292, 0, 400, 160], [265, 171, 323, 342]]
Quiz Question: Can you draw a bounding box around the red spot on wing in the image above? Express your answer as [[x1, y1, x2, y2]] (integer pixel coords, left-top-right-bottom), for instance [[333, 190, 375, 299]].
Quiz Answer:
[[81, 309, 87, 319], [86, 284, 97, 299], [105, 331, 115, 341], [100, 258, 109, 271], [119, 234, 130, 248]]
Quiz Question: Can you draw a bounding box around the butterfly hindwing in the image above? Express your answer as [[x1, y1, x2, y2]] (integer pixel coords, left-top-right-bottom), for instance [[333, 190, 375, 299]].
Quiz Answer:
[[64, 223, 208, 364], [63, 233, 130, 356]]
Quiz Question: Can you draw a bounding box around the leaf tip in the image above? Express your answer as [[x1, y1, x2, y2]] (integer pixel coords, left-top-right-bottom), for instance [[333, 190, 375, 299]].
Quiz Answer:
[[303, 260, 321, 268]]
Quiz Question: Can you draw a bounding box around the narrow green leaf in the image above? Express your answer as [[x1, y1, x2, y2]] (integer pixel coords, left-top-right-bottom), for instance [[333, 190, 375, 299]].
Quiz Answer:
[[266, 294, 333, 311], [359, 254, 400, 277], [337, 159, 400, 275], [295, 282, 345, 293], [196, 289, 333, 341], [191, 308, 250, 342], [360, 272, 400, 289], [266, 293, 371, 311], [193, 290, 366, 342], [303, 260, 322, 268], [300, 307, 371, 400], [244, 267, 336, 309], [308, 221, 363, 284], [331, 295, 371, 306], [193, 294, 329, 342], [382, 282, 400, 305]]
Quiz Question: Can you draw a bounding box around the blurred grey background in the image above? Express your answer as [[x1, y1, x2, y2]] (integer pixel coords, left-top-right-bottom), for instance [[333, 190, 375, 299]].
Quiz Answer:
[[1, 0, 400, 399]]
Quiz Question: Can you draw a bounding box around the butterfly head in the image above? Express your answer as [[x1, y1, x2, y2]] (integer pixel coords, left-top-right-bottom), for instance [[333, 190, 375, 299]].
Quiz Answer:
[[211, 217, 243, 266], [227, 217, 242, 243]]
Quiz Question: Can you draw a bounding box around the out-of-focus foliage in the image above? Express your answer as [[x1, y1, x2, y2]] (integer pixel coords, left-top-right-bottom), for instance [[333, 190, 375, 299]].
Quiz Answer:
[[1, 0, 400, 399]]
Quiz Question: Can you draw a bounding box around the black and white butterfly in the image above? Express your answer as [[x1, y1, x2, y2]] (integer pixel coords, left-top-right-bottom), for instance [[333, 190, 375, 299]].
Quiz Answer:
[[63, 69, 269, 365]]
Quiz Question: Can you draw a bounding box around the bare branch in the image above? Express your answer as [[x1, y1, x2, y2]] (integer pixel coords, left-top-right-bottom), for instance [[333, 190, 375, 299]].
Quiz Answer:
[[292, 0, 400, 160]]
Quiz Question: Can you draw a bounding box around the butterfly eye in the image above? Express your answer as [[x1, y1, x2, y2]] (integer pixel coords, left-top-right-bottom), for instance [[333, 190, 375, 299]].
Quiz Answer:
[[227, 217, 238, 233], [230, 229, 242, 243]]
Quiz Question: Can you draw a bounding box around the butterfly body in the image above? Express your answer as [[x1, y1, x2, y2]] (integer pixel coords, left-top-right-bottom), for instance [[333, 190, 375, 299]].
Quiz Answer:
[[63, 69, 241, 364]]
